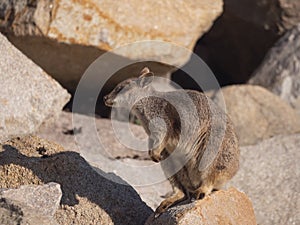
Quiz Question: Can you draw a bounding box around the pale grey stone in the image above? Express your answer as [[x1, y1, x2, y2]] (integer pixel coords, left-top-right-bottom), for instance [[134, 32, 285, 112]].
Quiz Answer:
[[0, 33, 70, 143], [229, 134, 300, 225], [213, 85, 300, 146], [0, 183, 62, 225], [249, 24, 300, 113]]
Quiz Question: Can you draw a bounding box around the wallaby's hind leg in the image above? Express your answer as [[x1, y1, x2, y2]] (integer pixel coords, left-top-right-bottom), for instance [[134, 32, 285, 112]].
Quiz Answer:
[[155, 187, 186, 216]]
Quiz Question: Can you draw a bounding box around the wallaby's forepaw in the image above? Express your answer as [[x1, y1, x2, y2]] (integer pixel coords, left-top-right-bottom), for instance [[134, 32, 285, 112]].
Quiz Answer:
[[154, 212, 161, 219], [148, 136, 166, 162], [154, 199, 172, 218], [149, 149, 162, 162]]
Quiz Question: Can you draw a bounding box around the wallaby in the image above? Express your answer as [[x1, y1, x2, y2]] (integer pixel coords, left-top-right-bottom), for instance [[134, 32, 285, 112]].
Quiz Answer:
[[104, 67, 239, 216]]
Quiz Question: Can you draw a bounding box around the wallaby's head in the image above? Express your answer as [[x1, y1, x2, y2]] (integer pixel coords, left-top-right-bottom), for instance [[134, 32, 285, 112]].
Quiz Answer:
[[104, 67, 154, 108]]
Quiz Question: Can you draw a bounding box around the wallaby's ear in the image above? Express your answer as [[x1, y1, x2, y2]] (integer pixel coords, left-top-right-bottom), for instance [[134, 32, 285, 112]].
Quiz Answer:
[[139, 67, 150, 76], [138, 67, 154, 87]]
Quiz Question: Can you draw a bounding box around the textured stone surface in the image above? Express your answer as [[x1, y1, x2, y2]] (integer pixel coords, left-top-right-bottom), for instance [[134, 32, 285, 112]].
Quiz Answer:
[[249, 24, 300, 113], [213, 85, 300, 146], [0, 198, 58, 225], [0, 198, 24, 225], [38, 111, 174, 210], [193, 0, 300, 87], [145, 188, 256, 225], [49, 0, 222, 59], [0, 33, 70, 143], [0, 0, 223, 91], [229, 134, 300, 225], [0, 183, 61, 225], [0, 136, 153, 225], [0, 0, 222, 56], [0, 183, 62, 217], [37, 111, 149, 159], [116, 158, 172, 210]]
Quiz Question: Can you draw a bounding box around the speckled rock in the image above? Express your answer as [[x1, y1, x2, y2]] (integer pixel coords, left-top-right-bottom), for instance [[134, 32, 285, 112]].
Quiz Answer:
[[213, 85, 300, 145], [249, 24, 300, 113], [145, 188, 256, 225], [37, 111, 174, 210], [0, 183, 62, 217], [37, 111, 149, 159], [0, 33, 70, 143], [0, 0, 222, 59], [0, 198, 58, 225], [0, 0, 223, 91], [229, 134, 300, 225], [0, 183, 61, 225], [0, 136, 152, 225]]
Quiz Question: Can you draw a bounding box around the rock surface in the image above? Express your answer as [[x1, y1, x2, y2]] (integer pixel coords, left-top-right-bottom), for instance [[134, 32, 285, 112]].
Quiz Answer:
[[213, 84, 300, 146], [38, 111, 175, 210], [0, 183, 62, 225], [0, 182, 62, 218], [0, 0, 223, 53], [37, 111, 149, 159], [229, 134, 300, 225], [145, 188, 257, 225], [0, 0, 223, 91], [0, 136, 153, 225], [116, 158, 173, 210], [249, 24, 300, 113], [0, 33, 70, 143], [0, 198, 58, 225], [192, 0, 300, 87]]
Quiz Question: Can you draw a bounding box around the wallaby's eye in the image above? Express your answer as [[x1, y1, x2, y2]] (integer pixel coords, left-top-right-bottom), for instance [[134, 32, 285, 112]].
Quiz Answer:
[[115, 86, 123, 93]]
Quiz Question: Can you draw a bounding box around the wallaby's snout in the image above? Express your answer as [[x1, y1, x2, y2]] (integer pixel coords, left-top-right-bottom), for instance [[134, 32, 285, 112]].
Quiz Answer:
[[104, 67, 154, 108]]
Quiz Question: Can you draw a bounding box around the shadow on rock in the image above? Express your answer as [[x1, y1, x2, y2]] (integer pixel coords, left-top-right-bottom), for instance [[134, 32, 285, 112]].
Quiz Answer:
[[0, 137, 153, 225]]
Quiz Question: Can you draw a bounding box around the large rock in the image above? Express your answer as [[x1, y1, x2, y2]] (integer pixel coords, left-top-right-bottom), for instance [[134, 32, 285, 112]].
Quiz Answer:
[[249, 24, 300, 113], [0, 136, 153, 224], [0, 0, 223, 91], [37, 111, 149, 159], [0, 198, 57, 225], [229, 134, 300, 225], [0, 183, 62, 217], [0, 183, 62, 225], [145, 188, 257, 225], [188, 0, 300, 87], [37, 111, 174, 210], [115, 158, 173, 210], [213, 85, 300, 146], [0, 33, 70, 143]]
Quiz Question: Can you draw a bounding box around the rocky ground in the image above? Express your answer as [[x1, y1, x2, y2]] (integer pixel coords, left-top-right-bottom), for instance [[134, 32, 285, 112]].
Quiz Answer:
[[0, 1, 300, 224]]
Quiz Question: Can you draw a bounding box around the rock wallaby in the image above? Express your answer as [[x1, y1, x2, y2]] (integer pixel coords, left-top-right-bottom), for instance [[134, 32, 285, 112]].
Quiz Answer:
[[104, 67, 240, 216]]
